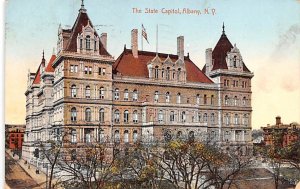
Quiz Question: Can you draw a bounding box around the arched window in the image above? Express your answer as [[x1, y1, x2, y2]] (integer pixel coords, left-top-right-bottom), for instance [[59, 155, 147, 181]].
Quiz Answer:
[[225, 95, 229, 105], [133, 130, 138, 143], [242, 97, 246, 106], [114, 110, 120, 123], [154, 66, 159, 79], [94, 40, 97, 51], [172, 69, 176, 79], [71, 129, 77, 143], [114, 130, 120, 143], [99, 129, 104, 143], [233, 56, 237, 68], [170, 111, 175, 122], [80, 38, 83, 49], [211, 95, 214, 105], [211, 113, 215, 124], [177, 131, 183, 139], [124, 130, 129, 143], [71, 107, 77, 122], [164, 131, 171, 142], [71, 85, 77, 98], [85, 86, 91, 98], [161, 68, 164, 78], [177, 93, 181, 104], [204, 94, 207, 104], [234, 96, 238, 106], [99, 108, 104, 123], [124, 89, 129, 101], [133, 90, 138, 101], [158, 110, 164, 122], [114, 88, 119, 100], [188, 131, 195, 142], [124, 110, 129, 123], [203, 113, 208, 123], [133, 110, 138, 123], [234, 114, 239, 125], [165, 92, 170, 103], [181, 111, 186, 122], [196, 94, 200, 104], [85, 129, 91, 143], [99, 87, 105, 99], [243, 114, 248, 126], [225, 113, 230, 125], [166, 67, 170, 80], [198, 112, 201, 122], [85, 108, 91, 122], [86, 35, 91, 50], [177, 68, 181, 80], [154, 91, 159, 102]]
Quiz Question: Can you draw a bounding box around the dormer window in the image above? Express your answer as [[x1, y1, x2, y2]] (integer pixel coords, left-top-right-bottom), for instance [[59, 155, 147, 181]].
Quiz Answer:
[[94, 40, 97, 51], [80, 38, 83, 49], [154, 66, 159, 79], [233, 56, 237, 68], [86, 35, 91, 50]]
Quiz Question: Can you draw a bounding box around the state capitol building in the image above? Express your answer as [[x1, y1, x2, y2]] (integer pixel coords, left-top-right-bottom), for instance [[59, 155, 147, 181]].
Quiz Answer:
[[22, 2, 254, 164]]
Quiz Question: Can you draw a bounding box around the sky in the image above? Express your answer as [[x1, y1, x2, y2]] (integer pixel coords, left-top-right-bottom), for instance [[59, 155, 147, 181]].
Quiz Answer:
[[4, 0, 300, 129]]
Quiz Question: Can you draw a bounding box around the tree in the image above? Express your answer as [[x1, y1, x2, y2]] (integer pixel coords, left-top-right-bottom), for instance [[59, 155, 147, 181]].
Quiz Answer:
[[57, 142, 123, 189]]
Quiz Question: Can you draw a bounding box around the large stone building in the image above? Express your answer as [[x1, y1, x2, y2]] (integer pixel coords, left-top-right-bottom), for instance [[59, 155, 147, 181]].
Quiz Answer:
[[22, 2, 254, 167]]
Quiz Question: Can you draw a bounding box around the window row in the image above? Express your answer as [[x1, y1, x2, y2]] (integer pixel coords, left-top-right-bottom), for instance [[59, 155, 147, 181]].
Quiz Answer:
[[152, 66, 183, 81], [69, 65, 106, 76], [70, 85, 106, 99], [224, 95, 248, 106], [224, 114, 249, 126], [224, 79, 248, 88], [114, 89, 138, 101], [71, 107, 105, 122], [114, 130, 139, 143]]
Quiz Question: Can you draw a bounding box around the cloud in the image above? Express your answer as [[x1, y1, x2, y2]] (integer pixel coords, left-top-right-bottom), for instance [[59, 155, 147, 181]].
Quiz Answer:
[[272, 24, 300, 59]]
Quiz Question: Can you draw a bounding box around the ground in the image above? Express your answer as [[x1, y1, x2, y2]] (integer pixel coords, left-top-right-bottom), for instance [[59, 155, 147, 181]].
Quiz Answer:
[[5, 152, 41, 189]]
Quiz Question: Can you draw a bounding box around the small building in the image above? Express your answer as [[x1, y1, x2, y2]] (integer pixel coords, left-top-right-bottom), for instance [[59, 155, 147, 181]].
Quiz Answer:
[[5, 124, 25, 150], [261, 116, 299, 148]]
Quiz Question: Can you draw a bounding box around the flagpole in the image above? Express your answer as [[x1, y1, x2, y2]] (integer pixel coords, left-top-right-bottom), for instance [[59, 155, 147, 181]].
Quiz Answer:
[[156, 24, 158, 55], [141, 24, 143, 51]]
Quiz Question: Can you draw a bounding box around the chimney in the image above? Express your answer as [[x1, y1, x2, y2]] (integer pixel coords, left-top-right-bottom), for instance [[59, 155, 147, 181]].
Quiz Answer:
[[177, 36, 184, 60], [205, 48, 212, 74], [131, 29, 138, 58], [100, 33, 107, 50], [276, 116, 281, 126]]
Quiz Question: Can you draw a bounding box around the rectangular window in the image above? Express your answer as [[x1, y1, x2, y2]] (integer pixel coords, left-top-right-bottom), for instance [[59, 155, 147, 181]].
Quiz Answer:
[[84, 66, 88, 74], [98, 68, 102, 75], [74, 65, 78, 73], [89, 67, 92, 75], [70, 65, 74, 73], [102, 68, 106, 75]]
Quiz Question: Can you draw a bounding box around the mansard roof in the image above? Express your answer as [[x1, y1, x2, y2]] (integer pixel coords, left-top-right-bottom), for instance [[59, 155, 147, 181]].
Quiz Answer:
[[212, 33, 233, 70], [113, 49, 213, 83], [211, 32, 251, 72], [65, 11, 110, 56]]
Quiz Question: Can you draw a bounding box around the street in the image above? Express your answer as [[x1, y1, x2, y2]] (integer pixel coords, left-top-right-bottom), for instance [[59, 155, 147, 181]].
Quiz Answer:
[[5, 152, 41, 189]]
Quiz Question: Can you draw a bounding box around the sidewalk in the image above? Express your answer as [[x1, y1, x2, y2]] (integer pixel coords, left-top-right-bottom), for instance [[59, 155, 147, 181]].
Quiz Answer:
[[6, 150, 47, 189]]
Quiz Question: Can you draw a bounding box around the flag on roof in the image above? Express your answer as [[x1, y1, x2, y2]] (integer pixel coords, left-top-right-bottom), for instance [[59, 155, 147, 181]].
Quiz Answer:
[[142, 24, 149, 44]]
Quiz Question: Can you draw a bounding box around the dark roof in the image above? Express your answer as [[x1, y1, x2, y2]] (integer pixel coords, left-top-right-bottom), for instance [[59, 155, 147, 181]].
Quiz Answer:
[[113, 49, 213, 83], [212, 33, 251, 73], [212, 33, 233, 71], [65, 11, 110, 56]]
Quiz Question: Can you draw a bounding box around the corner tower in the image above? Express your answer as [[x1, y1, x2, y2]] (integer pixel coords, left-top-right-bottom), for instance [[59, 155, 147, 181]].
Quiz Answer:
[[204, 24, 254, 154]]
